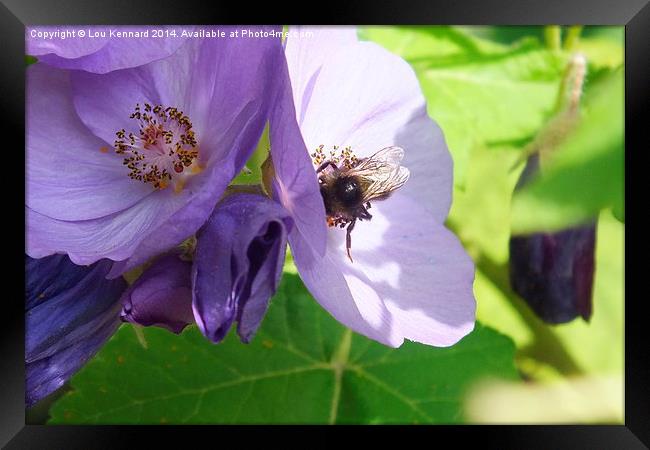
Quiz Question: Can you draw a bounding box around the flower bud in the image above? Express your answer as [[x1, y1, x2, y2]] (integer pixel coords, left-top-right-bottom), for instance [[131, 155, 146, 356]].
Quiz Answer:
[[119, 252, 194, 334], [510, 222, 596, 324], [192, 193, 293, 343]]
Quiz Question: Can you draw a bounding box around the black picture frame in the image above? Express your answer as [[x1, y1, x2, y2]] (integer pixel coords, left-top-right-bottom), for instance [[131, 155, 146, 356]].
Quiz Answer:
[[2, 0, 644, 447]]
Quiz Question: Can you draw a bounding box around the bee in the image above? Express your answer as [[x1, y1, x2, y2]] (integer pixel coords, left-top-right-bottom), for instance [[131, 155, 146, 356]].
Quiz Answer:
[[317, 146, 410, 262]]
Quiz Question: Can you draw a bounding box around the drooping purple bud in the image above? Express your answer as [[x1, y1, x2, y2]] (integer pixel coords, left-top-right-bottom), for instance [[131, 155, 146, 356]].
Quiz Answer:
[[510, 224, 596, 323], [509, 154, 597, 324], [25, 254, 127, 407], [192, 193, 293, 344], [119, 252, 194, 334]]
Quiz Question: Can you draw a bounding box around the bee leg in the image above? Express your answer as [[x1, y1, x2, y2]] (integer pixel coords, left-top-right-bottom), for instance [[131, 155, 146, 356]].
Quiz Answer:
[[346, 218, 357, 263], [359, 205, 372, 221], [316, 161, 338, 173], [365, 202, 371, 209]]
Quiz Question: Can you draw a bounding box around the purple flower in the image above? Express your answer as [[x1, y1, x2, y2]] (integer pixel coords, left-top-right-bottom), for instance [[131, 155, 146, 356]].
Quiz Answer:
[[26, 254, 127, 407], [26, 26, 189, 73], [120, 193, 293, 344], [26, 26, 282, 275], [267, 27, 476, 347], [509, 154, 596, 323]]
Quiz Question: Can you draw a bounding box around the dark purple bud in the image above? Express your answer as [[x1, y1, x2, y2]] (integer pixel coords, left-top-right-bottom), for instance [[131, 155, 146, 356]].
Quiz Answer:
[[192, 193, 293, 344], [119, 252, 194, 334], [510, 224, 596, 323], [510, 154, 596, 324], [25, 254, 127, 407]]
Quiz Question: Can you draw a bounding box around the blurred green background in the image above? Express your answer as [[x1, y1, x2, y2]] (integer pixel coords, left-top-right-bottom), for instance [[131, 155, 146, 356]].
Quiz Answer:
[[29, 25, 624, 424]]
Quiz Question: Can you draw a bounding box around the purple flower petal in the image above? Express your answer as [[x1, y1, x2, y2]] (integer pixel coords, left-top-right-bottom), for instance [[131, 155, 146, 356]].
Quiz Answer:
[[120, 252, 194, 333], [27, 26, 105, 58], [27, 28, 283, 270], [27, 318, 117, 407], [26, 254, 88, 310], [284, 26, 358, 125], [290, 194, 475, 347], [26, 255, 126, 407], [268, 50, 327, 257], [70, 68, 161, 150], [192, 193, 293, 343], [26, 26, 189, 73], [293, 37, 453, 221], [352, 195, 476, 346], [27, 189, 183, 265], [288, 228, 403, 347], [26, 64, 151, 221]]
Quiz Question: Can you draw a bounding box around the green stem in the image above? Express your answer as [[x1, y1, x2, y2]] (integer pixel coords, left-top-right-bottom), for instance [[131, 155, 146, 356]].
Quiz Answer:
[[331, 328, 352, 366], [132, 325, 149, 349], [544, 26, 562, 51], [329, 328, 352, 424], [564, 26, 584, 50]]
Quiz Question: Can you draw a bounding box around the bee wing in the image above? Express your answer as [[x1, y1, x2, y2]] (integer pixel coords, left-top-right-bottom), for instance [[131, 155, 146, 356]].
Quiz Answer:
[[348, 146, 410, 202], [352, 146, 405, 173]]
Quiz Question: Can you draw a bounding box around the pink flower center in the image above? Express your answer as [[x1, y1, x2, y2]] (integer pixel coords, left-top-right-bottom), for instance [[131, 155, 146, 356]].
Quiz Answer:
[[114, 103, 201, 191]]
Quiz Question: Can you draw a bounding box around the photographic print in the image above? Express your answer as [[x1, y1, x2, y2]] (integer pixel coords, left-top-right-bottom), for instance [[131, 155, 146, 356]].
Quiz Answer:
[[24, 24, 624, 426]]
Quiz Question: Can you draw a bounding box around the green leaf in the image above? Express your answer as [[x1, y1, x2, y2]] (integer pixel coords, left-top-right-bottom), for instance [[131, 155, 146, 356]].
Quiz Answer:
[[49, 274, 518, 424], [460, 26, 546, 46], [511, 68, 624, 234], [578, 26, 624, 69], [576, 39, 624, 70], [360, 26, 569, 187]]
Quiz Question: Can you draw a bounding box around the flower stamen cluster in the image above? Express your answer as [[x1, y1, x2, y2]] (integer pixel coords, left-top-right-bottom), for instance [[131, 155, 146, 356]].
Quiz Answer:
[[114, 103, 199, 190], [310, 144, 359, 169]]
